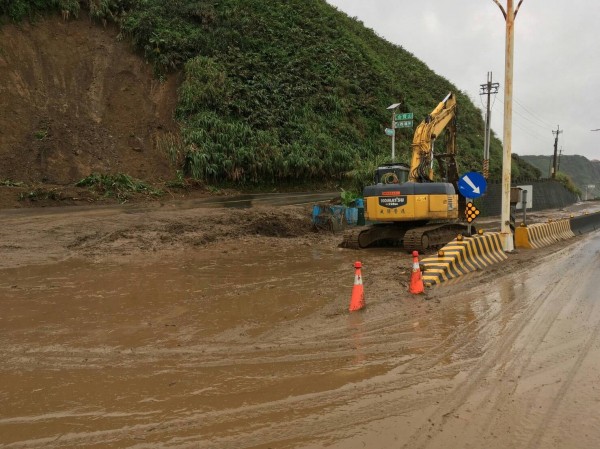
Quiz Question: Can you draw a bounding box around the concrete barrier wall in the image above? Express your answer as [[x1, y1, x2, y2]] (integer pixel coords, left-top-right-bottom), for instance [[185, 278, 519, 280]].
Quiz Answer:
[[419, 211, 600, 287], [570, 211, 600, 235], [515, 219, 575, 249], [421, 232, 507, 287]]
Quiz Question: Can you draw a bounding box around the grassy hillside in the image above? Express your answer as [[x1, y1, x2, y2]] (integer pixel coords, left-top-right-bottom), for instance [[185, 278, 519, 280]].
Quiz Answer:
[[1, 0, 541, 190], [521, 155, 600, 199]]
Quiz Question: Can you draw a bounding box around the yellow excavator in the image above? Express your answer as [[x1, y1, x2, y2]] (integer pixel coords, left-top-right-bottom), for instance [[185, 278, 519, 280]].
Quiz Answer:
[[342, 92, 470, 252]]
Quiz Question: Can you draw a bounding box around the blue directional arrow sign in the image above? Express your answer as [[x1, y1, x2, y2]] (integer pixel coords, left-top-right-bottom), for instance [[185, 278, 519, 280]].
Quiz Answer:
[[458, 171, 487, 199]]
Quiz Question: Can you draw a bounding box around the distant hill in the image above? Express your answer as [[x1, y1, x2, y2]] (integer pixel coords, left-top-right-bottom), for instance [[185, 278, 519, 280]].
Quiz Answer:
[[520, 155, 600, 199]]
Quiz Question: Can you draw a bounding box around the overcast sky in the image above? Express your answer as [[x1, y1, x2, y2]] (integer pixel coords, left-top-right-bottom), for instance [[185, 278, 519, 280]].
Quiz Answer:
[[325, 0, 600, 163]]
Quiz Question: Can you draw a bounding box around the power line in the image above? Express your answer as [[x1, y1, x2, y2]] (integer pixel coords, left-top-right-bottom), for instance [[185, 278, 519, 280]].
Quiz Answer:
[[489, 87, 555, 145], [512, 108, 553, 132], [497, 86, 555, 129], [512, 96, 555, 128], [512, 120, 549, 145], [492, 102, 550, 144]]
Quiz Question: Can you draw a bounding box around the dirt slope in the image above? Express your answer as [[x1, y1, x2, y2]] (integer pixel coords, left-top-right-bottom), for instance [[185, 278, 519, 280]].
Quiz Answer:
[[0, 15, 179, 188]]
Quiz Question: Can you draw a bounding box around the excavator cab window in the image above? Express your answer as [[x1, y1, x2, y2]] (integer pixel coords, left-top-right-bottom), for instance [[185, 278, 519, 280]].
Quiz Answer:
[[374, 164, 410, 185]]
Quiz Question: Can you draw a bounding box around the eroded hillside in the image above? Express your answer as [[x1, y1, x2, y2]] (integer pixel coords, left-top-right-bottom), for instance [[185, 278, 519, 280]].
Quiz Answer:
[[0, 17, 179, 185]]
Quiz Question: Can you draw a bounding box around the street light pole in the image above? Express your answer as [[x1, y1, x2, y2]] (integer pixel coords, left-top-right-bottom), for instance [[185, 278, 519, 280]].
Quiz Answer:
[[387, 103, 401, 162], [391, 109, 396, 162], [491, 0, 525, 252]]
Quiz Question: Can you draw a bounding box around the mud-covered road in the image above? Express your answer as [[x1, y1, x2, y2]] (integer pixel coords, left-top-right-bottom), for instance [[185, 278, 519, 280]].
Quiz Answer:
[[1, 201, 600, 448]]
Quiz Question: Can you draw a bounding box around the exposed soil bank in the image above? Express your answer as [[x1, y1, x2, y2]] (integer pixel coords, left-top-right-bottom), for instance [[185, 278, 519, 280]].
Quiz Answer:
[[0, 17, 179, 187]]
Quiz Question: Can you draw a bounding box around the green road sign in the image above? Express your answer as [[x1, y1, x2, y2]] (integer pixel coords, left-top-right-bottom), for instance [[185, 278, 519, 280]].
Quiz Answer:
[[394, 120, 413, 129], [384, 127, 395, 136], [395, 112, 414, 121]]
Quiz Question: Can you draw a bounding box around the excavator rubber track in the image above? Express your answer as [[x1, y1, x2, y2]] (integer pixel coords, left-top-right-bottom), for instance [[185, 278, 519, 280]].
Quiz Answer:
[[340, 224, 412, 249], [403, 223, 473, 253], [341, 222, 473, 252]]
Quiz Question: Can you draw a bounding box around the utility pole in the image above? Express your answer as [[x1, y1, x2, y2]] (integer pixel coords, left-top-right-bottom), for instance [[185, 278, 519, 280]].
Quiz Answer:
[[491, 0, 525, 252], [552, 125, 563, 178], [557, 147, 563, 172], [480, 72, 500, 179]]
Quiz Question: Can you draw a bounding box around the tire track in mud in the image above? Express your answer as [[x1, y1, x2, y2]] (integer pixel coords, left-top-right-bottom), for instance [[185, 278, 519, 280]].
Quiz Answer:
[[466, 239, 600, 449], [523, 243, 600, 449], [398, 237, 600, 449], [524, 317, 600, 449]]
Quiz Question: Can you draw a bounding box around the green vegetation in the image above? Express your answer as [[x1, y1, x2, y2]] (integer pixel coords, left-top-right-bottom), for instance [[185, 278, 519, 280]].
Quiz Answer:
[[76, 173, 163, 202], [2, 0, 542, 192], [19, 187, 62, 201], [165, 170, 188, 189], [340, 188, 360, 207], [0, 0, 80, 22], [1, 179, 24, 187], [511, 154, 542, 181], [34, 129, 49, 140], [554, 172, 581, 196]]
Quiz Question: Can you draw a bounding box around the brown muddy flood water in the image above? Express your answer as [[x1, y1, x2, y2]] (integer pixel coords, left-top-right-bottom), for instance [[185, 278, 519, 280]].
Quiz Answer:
[[0, 241, 478, 448], [2, 232, 600, 449]]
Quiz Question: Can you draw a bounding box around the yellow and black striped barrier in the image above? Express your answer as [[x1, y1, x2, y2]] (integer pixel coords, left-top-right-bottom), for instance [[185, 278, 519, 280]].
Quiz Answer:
[[514, 219, 574, 249], [421, 232, 507, 287]]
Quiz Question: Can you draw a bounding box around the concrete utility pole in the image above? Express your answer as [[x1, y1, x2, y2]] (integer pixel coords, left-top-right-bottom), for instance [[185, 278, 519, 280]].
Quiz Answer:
[[552, 125, 563, 178], [557, 147, 563, 173], [491, 0, 525, 252], [480, 72, 500, 179]]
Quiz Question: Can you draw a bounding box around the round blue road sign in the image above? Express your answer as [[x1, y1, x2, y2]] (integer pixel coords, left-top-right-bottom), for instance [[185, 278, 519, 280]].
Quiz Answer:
[[458, 171, 487, 199]]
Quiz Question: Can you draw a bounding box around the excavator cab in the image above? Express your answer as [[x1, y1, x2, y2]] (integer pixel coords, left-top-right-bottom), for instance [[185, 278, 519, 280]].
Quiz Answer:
[[374, 163, 410, 185]]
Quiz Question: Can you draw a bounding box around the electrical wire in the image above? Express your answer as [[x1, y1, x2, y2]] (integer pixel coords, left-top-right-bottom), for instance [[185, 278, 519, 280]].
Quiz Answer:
[[498, 85, 555, 129], [489, 88, 554, 146]]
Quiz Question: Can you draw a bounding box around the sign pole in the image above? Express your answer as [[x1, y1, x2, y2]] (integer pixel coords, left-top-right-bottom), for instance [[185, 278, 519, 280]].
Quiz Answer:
[[466, 197, 472, 235], [391, 109, 395, 162], [386, 103, 401, 162], [458, 172, 486, 235]]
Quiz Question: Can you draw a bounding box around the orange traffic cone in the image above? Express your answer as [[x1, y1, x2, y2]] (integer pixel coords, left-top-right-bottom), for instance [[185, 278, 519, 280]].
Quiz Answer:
[[349, 261, 365, 312], [409, 251, 425, 294]]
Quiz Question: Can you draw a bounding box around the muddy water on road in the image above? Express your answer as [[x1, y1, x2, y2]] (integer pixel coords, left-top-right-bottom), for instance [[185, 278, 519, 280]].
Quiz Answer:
[[0, 242, 390, 447], [2, 234, 600, 448]]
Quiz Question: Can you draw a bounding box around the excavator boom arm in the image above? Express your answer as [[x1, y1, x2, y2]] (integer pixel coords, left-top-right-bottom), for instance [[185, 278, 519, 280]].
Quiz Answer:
[[409, 92, 457, 183]]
